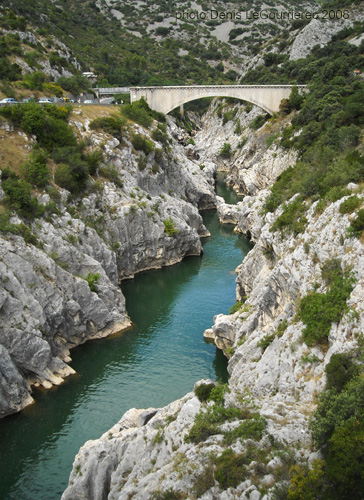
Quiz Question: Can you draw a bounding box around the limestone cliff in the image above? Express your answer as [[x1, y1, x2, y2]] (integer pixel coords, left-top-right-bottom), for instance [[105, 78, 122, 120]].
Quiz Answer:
[[62, 105, 364, 500], [0, 113, 216, 417]]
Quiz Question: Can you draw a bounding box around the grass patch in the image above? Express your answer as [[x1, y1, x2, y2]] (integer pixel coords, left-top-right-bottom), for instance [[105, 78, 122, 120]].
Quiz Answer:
[[163, 217, 178, 237]]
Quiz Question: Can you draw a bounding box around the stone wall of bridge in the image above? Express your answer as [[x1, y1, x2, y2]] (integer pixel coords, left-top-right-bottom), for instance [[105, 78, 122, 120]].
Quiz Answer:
[[130, 85, 307, 115]]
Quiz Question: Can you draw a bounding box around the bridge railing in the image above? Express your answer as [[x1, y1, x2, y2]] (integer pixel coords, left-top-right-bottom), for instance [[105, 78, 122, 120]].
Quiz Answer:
[[96, 87, 130, 94]]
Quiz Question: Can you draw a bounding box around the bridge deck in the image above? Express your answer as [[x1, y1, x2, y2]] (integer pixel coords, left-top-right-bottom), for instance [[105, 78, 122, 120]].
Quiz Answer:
[[129, 84, 307, 116]]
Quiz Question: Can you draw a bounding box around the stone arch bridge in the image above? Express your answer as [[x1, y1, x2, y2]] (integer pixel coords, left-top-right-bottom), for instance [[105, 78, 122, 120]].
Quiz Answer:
[[130, 85, 307, 116]]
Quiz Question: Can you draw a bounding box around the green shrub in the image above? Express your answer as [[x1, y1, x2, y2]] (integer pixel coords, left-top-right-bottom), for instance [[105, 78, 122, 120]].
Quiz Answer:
[[39, 116, 77, 151], [249, 114, 268, 130], [85, 149, 103, 176], [321, 258, 342, 286], [2, 174, 32, 210], [299, 283, 353, 346], [192, 463, 215, 497], [154, 148, 163, 164], [84, 272, 100, 292], [237, 137, 248, 148], [222, 109, 236, 125], [266, 132, 280, 148], [209, 384, 229, 405], [137, 155, 147, 171], [304, 357, 364, 500], [229, 300, 244, 314], [185, 404, 243, 444], [276, 318, 288, 337], [54, 162, 88, 193], [56, 74, 89, 95], [15, 223, 38, 245], [0, 210, 20, 234], [89, 115, 125, 140], [271, 197, 308, 235], [120, 98, 155, 128], [312, 376, 364, 448], [194, 383, 215, 402], [150, 489, 184, 500], [214, 449, 248, 489], [0, 102, 77, 151], [339, 195, 361, 214], [301, 354, 320, 365], [67, 234, 77, 245], [132, 134, 154, 155], [2, 102, 47, 136], [299, 261, 355, 346], [224, 415, 266, 444], [257, 333, 276, 352], [288, 460, 328, 500], [2, 172, 41, 218], [23, 71, 47, 91], [163, 217, 178, 237], [99, 165, 123, 187], [326, 186, 350, 203], [219, 142, 231, 158], [326, 417, 364, 498], [21, 150, 50, 187], [325, 353, 359, 392], [0, 211, 39, 244], [151, 125, 169, 145], [349, 208, 364, 235]]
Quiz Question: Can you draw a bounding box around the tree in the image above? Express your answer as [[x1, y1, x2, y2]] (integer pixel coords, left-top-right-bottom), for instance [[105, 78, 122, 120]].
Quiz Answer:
[[289, 85, 304, 110]]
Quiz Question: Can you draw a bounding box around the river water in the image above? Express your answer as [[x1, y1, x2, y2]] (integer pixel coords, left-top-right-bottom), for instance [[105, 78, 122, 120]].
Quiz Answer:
[[0, 175, 250, 500]]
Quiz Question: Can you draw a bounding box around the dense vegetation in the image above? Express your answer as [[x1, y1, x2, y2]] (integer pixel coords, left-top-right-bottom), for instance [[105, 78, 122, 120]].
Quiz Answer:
[[0, 1, 241, 88], [0, 97, 168, 201], [288, 352, 364, 500], [259, 28, 364, 240]]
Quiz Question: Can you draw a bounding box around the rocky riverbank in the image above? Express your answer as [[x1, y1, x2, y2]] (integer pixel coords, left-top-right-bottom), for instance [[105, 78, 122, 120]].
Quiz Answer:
[[0, 112, 217, 417], [62, 101, 364, 500]]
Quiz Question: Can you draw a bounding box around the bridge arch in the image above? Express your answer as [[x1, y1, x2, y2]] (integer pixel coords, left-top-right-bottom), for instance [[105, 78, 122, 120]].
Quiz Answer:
[[130, 85, 306, 116], [162, 91, 272, 116]]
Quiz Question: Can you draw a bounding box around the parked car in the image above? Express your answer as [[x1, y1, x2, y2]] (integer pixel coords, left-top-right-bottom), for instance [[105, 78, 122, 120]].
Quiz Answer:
[[83, 99, 94, 104], [38, 97, 53, 104], [0, 97, 19, 104], [22, 98, 36, 103]]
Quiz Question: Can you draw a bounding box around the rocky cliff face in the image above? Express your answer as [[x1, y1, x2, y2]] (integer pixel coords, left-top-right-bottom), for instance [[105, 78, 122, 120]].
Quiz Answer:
[[62, 105, 364, 500], [289, 12, 364, 61], [193, 100, 298, 197], [0, 113, 216, 417]]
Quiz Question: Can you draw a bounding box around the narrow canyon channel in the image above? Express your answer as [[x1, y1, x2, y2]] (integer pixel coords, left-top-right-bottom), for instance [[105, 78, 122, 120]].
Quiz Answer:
[[0, 175, 251, 500]]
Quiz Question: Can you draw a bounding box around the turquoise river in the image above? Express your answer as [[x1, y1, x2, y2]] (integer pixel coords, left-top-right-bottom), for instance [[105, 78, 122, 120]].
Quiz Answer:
[[0, 174, 251, 500]]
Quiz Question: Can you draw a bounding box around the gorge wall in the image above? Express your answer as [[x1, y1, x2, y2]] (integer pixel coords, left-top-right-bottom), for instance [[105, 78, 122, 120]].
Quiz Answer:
[[61, 99, 364, 500], [0, 112, 217, 417]]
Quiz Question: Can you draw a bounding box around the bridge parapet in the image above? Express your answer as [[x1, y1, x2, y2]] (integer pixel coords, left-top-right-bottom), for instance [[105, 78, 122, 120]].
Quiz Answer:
[[130, 85, 307, 116], [95, 87, 130, 97]]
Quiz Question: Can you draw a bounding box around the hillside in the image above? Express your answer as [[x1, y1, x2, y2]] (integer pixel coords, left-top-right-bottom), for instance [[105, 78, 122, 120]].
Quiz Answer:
[[0, 0, 324, 94]]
